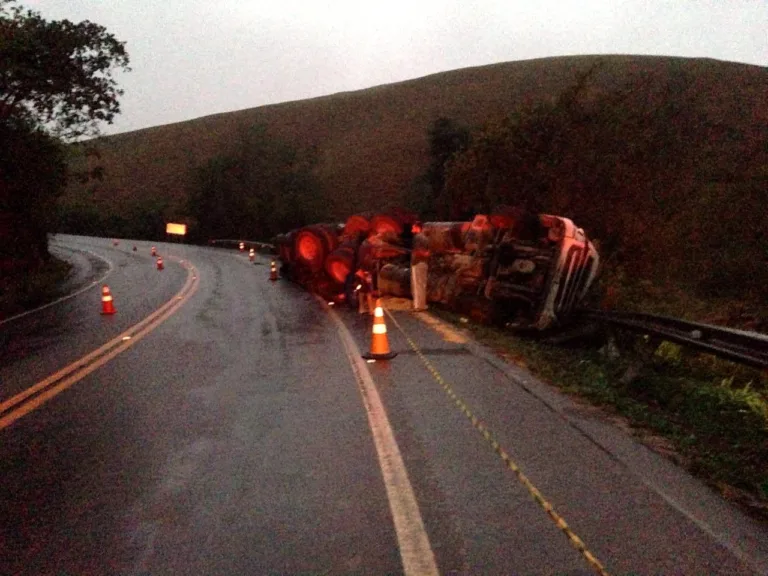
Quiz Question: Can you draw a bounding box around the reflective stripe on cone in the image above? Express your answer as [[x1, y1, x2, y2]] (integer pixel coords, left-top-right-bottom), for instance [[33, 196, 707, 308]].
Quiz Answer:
[[363, 299, 396, 360], [101, 285, 116, 315]]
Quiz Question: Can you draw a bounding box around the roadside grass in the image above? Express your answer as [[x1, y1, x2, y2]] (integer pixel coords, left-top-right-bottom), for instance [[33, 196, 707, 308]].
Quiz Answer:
[[0, 257, 73, 320], [431, 308, 768, 521]]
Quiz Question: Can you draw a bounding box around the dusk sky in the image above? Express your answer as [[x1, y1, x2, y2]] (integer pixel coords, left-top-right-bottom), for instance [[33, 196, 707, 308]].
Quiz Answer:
[[26, 0, 768, 135]]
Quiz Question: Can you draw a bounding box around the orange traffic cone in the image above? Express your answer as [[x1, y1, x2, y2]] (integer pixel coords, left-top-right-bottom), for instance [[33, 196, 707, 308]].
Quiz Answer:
[[270, 260, 278, 281], [239, 242, 245, 251], [249, 248, 255, 262], [362, 299, 397, 360], [151, 246, 157, 256], [101, 285, 116, 315], [156, 256, 164, 270]]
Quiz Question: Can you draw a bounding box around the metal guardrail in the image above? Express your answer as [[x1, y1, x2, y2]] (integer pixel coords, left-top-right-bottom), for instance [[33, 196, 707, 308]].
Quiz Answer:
[[579, 309, 768, 370], [209, 239, 276, 253]]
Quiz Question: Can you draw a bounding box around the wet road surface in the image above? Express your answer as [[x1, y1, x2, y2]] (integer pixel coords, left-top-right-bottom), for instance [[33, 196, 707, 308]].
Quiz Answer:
[[1, 235, 767, 575]]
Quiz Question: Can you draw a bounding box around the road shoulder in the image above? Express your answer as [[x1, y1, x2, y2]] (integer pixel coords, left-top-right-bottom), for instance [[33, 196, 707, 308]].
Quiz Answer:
[[396, 302, 768, 574]]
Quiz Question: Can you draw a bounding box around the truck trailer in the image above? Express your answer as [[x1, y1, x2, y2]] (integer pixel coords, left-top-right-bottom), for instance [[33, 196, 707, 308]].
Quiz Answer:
[[275, 208, 599, 330]]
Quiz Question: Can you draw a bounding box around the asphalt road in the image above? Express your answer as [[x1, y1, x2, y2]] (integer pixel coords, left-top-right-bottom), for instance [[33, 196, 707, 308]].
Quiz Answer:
[[1, 234, 767, 575]]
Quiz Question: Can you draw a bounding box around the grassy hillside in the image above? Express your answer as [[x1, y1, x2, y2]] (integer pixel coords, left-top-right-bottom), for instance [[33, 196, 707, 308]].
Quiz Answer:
[[59, 54, 767, 320], [62, 55, 763, 215]]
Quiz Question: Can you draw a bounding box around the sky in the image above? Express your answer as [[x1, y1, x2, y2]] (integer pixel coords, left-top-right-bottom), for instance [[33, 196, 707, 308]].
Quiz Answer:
[[24, 0, 768, 135]]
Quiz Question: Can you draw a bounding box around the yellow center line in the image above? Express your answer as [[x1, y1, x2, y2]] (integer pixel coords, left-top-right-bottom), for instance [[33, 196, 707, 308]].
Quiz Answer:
[[0, 256, 199, 430], [385, 309, 612, 576]]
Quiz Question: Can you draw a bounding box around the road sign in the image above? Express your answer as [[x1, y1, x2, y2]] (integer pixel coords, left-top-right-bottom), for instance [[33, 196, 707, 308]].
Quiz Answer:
[[166, 223, 187, 235]]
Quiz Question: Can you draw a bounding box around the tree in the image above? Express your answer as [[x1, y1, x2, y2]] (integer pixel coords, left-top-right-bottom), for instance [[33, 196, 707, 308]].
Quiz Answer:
[[424, 117, 469, 211], [0, 118, 67, 264], [187, 124, 324, 243], [0, 1, 129, 266], [0, 0, 130, 140]]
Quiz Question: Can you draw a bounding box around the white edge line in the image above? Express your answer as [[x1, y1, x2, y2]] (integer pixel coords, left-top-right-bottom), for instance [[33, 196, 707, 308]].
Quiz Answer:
[[0, 247, 114, 327], [322, 297, 439, 576]]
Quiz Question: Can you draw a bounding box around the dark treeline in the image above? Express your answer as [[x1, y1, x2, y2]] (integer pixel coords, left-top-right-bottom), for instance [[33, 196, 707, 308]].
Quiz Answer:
[[413, 65, 768, 302], [57, 124, 328, 244], [0, 119, 67, 270], [186, 124, 328, 243]]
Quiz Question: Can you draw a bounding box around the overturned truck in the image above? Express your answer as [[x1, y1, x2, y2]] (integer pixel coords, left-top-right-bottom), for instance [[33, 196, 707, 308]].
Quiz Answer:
[[274, 208, 599, 331]]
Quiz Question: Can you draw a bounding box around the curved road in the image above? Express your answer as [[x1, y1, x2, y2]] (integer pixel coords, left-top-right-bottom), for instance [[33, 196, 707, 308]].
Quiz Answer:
[[1, 235, 767, 575]]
